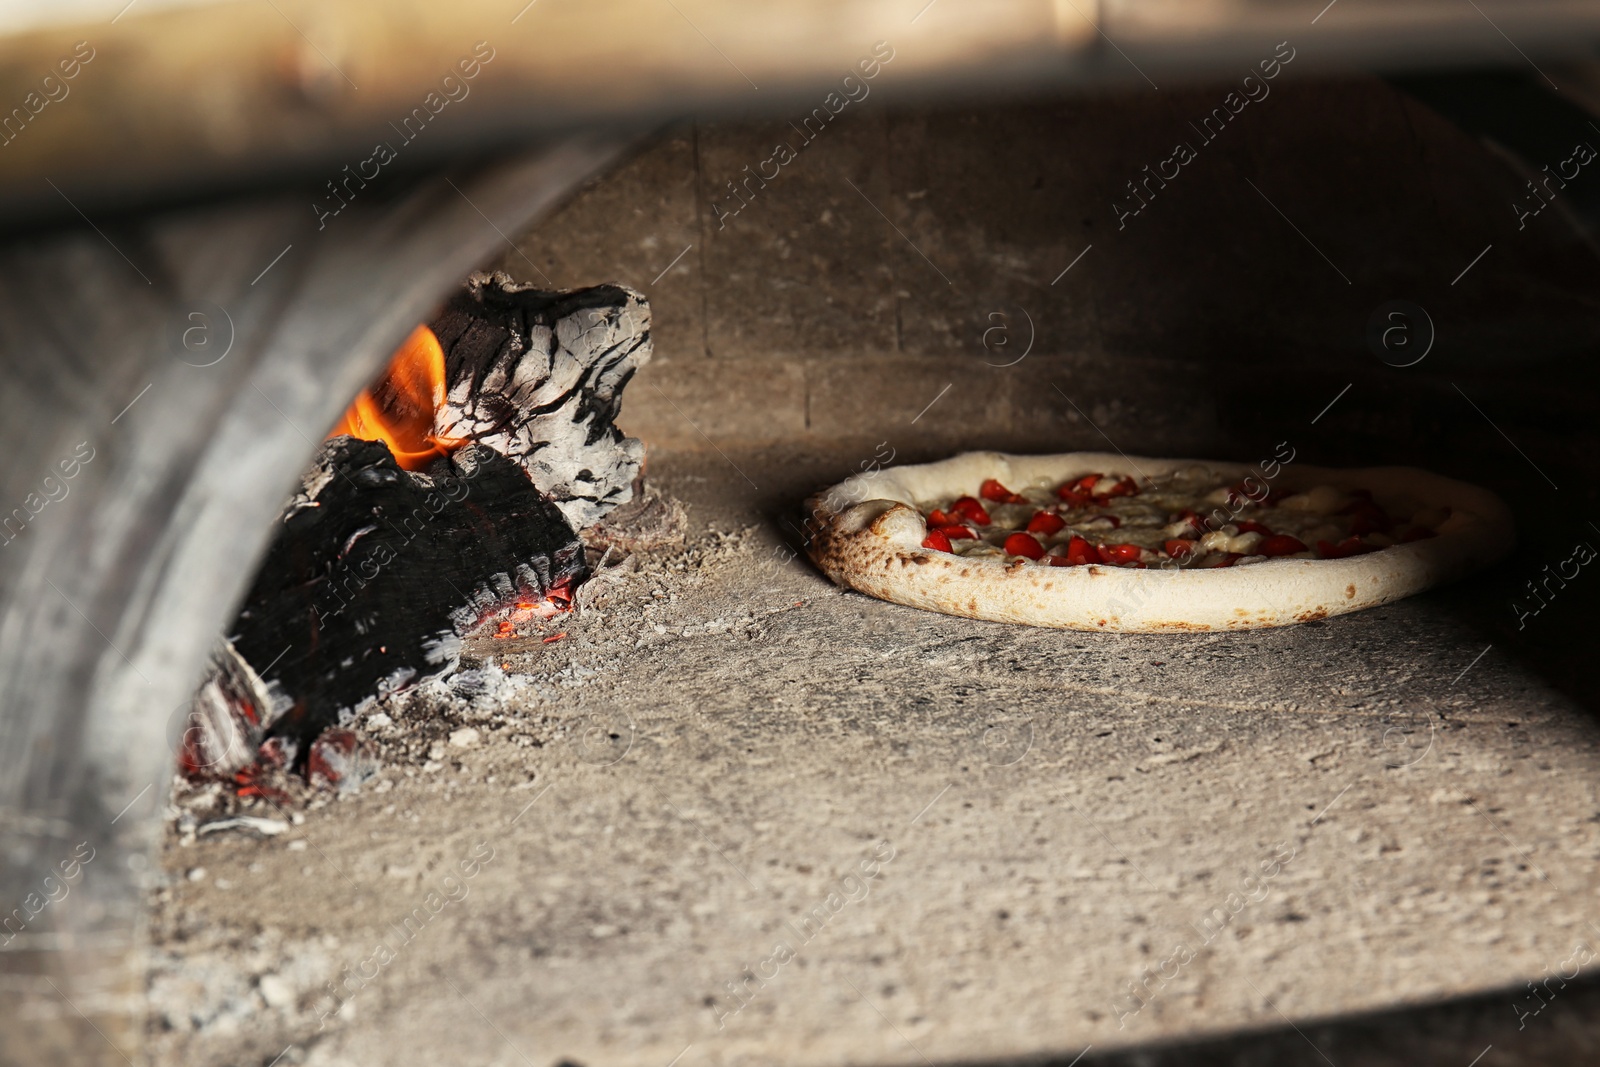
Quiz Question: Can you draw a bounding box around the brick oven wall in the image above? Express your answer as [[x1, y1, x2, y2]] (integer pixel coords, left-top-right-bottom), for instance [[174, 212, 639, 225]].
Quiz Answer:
[[496, 78, 1600, 484]]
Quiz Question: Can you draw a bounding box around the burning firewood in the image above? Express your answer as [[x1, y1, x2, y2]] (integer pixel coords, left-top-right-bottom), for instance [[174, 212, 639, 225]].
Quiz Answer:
[[176, 276, 652, 789], [432, 273, 652, 530], [327, 271, 652, 527]]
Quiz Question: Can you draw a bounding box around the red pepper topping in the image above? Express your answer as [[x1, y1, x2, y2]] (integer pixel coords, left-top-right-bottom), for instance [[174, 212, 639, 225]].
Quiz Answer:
[[1215, 552, 1243, 568], [1026, 511, 1066, 536], [1234, 520, 1273, 536], [1164, 539, 1196, 558], [1004, 532, 1046, 560], [1177, 508, 1208, 535], [980, 478, 1028, 504], [927, 509, 952, 527], [921, 529, 954, 553], [1046, 552, 1077, 567], [1064, 535, 1098, 567], [936, 524, 979, 540], [1258, 534, 1308, 557], [951, 496, 992, 525]]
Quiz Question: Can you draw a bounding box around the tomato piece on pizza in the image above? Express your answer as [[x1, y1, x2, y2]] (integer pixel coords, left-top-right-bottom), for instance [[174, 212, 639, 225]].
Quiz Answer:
[[1093, 476, 1140, 504], [1101, 543, 1143, 564], [1317, 536, 1378, 559], [1003, 532, 1046, 560], [1062, 535, 1097, 566], [950, 496, 992, 525], [980, 478, 1028, 504], [1056, 486, 1090, 507], [1026, 511, 1066, 535], [1257, 534, 1307, 557]]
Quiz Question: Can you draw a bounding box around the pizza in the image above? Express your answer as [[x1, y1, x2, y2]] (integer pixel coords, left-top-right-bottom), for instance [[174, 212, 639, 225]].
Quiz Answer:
[[803, 451, 1513, 631]]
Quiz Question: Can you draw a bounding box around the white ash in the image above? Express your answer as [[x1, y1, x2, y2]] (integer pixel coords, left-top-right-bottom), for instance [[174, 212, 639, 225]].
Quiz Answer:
[[146, 927, 335, 1041], [433, 272, 653, 530], [195, 816, 289, 839]]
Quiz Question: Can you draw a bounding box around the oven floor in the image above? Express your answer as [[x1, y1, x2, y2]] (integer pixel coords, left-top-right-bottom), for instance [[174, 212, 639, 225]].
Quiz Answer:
[[144, 446, 1600, 1067]]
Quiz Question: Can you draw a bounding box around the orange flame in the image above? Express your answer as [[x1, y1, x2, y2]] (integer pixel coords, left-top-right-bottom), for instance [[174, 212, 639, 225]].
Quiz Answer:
[[329, 325, 463, 470]]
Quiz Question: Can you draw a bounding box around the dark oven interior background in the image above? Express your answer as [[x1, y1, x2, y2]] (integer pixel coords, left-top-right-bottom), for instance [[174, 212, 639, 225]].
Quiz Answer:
[[543, 83, 1599, 706]]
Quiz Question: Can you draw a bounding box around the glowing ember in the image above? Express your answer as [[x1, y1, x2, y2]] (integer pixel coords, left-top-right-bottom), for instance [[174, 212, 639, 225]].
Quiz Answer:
[[329, 325, 463, 470], [490, 585, 576, 639]]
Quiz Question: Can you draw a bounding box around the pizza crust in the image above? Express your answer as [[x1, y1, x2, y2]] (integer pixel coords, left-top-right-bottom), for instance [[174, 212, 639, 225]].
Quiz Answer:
[[803, 451, 1514, 632]]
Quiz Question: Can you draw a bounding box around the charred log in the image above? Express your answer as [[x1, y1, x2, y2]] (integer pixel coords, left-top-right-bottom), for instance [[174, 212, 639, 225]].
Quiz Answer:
[[177, 641, 270, 779], [223, 438, 585, 764], [433, 272, 652, 530], [185, 275, 653, 786]]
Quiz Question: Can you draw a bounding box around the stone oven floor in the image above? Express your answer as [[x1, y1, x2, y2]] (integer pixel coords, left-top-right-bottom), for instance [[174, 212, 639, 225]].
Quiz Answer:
[[145, 447, 1600, 1067]]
